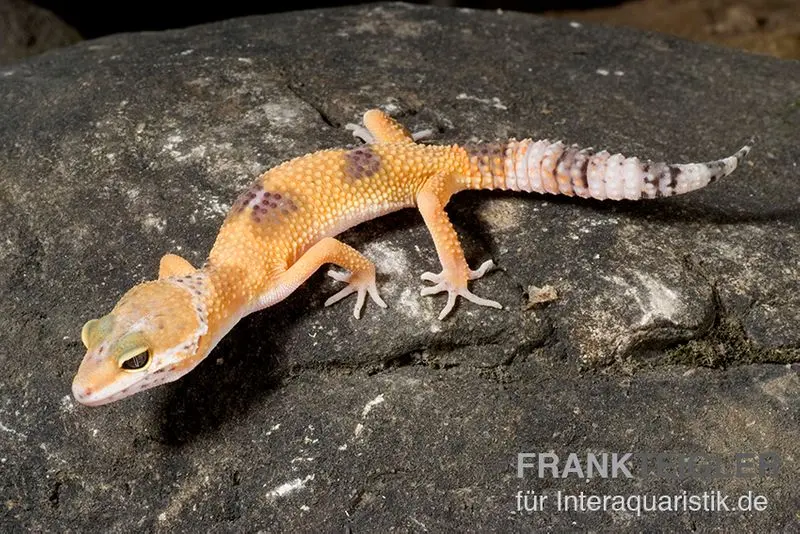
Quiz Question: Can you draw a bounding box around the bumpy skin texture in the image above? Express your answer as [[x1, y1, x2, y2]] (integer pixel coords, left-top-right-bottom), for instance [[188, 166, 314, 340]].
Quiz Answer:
[[71, 109, 750, 405]]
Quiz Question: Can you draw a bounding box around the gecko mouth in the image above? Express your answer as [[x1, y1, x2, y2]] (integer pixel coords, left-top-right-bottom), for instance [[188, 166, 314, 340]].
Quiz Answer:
[[72, 363, 184, 406], [72, 381, 117, 406], [72, 382, 151, 406]]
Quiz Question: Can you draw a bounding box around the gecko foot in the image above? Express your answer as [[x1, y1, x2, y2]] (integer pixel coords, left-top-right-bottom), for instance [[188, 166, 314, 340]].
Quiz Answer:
[[345, 122, 433, 144], [344, 123, 375, 144], [325, 269, 387, 319], [420, 260, 502, 320]]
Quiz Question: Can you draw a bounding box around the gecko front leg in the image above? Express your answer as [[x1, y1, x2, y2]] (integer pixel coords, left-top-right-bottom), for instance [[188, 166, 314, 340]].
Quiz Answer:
[[416, 172, 502, 320], [268, 237, 386, 319]]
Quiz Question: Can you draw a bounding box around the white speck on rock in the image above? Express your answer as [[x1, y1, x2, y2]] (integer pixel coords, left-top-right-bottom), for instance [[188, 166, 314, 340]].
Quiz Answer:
[[194, 192, 230, 219], [352, 394, 386, 438], [633, 272, 681, 325], [614, 70, 625, 76], [266, 474, 314, 500], [410, 517, 429, 531], [60, 395, 75, 413], [363, 241, 409, 276], [354, 423, 365, 437], [397, 287, 422, 318], [142, 213, 167, 232], [0, 421, 26, 440], [569, 21, 582, 28], [596, 69, 610, 76], [456, 93, 508, 110], [606, 272, 683, 327], [361, 393, 385, 418]]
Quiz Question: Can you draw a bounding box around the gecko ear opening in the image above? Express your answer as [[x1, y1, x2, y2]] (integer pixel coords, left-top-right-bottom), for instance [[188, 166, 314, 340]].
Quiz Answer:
[[159, 253, 196, 279], [81, 319, 99, 348], [80, 315, 114, 349]]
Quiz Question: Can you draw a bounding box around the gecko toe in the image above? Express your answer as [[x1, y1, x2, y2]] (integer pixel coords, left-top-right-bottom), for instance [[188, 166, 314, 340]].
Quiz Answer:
[[420, 271, 439, 283], [324, 285, 356, 307], [459, 288, 501, 309], [344, 123, 375, 144], [325, 270, 386, 318], [420, 281, 446, 297], [468, 259, 495, 280], [420, 266, 503, 319], [411, 129, 435, 142]]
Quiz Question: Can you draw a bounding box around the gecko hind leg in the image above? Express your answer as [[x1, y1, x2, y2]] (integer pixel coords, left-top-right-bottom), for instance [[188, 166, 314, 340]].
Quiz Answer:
[[345, 109, 432, 144], [416, 172, 502, 320]]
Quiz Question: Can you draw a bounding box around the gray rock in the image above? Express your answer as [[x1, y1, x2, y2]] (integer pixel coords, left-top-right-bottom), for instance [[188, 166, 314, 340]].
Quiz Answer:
[[0, 3, 797, 531], [0, 0, 81, 65]]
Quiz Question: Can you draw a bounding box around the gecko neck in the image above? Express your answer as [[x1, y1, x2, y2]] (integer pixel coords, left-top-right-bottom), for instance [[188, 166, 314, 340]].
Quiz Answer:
[[193, 261, 256, 358]]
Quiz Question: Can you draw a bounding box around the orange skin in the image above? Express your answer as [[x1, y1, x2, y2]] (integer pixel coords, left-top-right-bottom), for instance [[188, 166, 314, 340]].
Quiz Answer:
[[72, 110, 500, 405]]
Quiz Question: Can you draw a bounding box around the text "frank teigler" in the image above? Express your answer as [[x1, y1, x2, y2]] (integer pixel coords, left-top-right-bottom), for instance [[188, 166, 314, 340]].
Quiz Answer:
[[516, 451, 782, 479]]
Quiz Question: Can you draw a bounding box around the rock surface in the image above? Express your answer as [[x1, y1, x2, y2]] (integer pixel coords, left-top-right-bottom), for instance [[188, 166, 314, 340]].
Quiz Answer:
[[1, 3, 798, 531]]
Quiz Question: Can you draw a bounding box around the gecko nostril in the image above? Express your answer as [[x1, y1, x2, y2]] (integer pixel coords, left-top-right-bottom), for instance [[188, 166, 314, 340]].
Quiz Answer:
[[72, 381, 93, 403]]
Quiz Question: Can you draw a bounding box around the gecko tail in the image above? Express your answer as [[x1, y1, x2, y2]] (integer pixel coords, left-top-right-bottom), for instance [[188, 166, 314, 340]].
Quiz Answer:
[[467, 139, 752, 200]]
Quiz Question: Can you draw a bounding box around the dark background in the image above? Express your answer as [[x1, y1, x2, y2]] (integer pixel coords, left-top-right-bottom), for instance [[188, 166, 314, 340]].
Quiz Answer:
[[32, 1, 624, 38], [3, 1, 799, 65]]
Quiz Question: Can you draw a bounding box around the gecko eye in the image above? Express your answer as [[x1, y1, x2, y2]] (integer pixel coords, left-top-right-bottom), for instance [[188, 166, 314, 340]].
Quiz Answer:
[[118, 347, 151, 371]]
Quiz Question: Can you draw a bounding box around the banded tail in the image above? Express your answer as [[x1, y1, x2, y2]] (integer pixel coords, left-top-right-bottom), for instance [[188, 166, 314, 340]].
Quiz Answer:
[[463, 139, 751, 200]]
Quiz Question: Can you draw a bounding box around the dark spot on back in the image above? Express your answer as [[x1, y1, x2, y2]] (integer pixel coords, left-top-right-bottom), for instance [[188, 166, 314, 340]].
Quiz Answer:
[[344, 146, 381, 180], [231, 181, 264, 215]]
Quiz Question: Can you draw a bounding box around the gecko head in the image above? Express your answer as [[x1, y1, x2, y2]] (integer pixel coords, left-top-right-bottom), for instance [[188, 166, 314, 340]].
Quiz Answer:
[[72, 274, 210, 406]]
